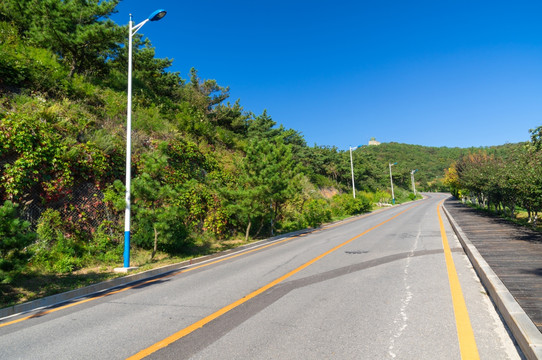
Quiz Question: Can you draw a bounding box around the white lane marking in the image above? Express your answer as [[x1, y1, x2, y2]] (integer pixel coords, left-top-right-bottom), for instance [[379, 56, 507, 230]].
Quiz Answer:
[[388, 226, 421, 358]]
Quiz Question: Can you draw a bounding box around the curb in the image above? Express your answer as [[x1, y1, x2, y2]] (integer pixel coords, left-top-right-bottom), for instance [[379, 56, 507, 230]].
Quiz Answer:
[[442, 203, 542, 360], [0, 200, 419, 321], [0, 227, 313, 320]]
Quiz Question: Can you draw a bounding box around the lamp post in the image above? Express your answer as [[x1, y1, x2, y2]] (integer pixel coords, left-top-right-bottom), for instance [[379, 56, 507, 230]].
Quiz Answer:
[[349, 145, 363, 198], [122, 9, 167, 270], [389, 162, 397, 205], [410, 169, 418, 196]]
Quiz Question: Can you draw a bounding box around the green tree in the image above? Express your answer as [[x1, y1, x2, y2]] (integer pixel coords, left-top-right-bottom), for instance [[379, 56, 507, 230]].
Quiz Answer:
[[131, 150, 188, 256], [511, 146, 542, 223], [224, 138, 298, 239], [247, 110, 281, 140], [443, 163, 460, 198], [1, 0, 124, 77], [0, 21, 70, 93], [530, 126, 542, 151], [188, 67, 230, 113], [107, 34, 182, 101]]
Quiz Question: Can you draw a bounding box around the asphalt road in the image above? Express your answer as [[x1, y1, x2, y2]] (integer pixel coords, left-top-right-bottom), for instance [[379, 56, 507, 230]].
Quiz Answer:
[[0, 193, 523, 359]]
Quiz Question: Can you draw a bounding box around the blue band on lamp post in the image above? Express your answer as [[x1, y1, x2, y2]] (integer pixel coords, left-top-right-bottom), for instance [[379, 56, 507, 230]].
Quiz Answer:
[[122, 9, 167, 270]]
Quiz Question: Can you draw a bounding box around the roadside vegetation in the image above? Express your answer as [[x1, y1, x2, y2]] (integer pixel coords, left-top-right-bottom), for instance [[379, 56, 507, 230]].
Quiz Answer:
[[0, 1, 533, 308], [444, 139, 542, 230]]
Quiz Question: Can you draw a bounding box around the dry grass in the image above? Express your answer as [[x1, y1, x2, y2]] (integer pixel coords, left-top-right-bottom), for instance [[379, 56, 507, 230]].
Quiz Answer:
[[0, 237, 256, 310]]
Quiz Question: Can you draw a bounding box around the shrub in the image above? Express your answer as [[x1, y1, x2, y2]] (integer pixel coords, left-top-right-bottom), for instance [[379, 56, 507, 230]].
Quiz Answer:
[[331, 193, 372, 217], [0, 111, 73, 202], [0, 22, 69, 95], [132, 204, 189, 254], [365, 190, 392, 205], [277, 219, 306, 233], [0, 201, 36, 283], [393, 187, 412, 204], [303, 198, 332, 227], [33, 209, 83, 273], [203, 206, 229, 239], [88, 221, 123, 263]]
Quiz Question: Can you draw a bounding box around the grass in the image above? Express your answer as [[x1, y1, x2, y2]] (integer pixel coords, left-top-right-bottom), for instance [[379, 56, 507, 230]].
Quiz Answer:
[[0, 200, 416, 310], [506, 210, 542, 232], [0, 238, 256, 310], [464, 202, 542, 232]]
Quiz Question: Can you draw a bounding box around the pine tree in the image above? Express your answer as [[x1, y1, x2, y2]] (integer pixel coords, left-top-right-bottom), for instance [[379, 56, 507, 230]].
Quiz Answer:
[[224, 138, 297, 239], [1, 0, 124, 77]]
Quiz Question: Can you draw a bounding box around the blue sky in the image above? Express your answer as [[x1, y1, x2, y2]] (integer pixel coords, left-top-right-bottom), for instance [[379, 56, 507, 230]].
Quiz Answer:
[[111, 1, 542, 150]]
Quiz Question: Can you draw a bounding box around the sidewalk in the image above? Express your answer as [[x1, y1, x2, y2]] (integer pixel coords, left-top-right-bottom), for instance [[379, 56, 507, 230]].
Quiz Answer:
[[443, 198, 542, 359]]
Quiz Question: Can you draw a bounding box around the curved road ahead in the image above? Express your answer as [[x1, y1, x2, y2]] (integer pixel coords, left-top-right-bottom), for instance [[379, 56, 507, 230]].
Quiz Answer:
[[0, 193, 522, 359]]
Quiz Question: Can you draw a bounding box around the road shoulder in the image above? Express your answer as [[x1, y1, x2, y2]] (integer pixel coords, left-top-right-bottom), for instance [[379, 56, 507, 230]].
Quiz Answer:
[[442, 200, 542, 360]]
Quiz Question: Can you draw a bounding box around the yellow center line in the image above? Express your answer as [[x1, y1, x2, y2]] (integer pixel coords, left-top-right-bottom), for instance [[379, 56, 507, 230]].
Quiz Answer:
[[0, 207, 386, 329], [437, 200, 479, 359], [127, 204, 418, 360]]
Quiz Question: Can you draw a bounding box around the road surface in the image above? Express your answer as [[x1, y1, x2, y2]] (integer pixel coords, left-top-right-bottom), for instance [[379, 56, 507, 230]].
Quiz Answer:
[[0, 193, 523, 359]]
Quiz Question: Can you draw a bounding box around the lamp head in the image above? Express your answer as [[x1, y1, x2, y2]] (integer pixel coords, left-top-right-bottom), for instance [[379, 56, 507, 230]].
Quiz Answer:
[[148, 9, 167, 21]]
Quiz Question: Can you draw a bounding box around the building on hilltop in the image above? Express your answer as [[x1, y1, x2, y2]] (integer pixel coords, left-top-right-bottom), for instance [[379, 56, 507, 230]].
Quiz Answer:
[[368, 137, 381, 146]]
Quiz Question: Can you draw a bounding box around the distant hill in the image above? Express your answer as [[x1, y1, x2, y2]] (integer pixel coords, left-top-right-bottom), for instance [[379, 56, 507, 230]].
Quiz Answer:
[[352, 142, 525, 191]]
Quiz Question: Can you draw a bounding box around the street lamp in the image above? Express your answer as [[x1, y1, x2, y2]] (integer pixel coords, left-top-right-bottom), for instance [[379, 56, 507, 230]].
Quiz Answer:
[[349, 145, 363, 198], [389, 162, 397, 205], [410, 169, 418, 196], [122, 9, 167, 271]]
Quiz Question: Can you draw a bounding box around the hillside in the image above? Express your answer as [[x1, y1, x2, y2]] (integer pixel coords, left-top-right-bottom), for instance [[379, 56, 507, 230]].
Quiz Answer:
[[0, 0, 531, 302], [0, 1, 383, 285], [353, 142, 525, 191]]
